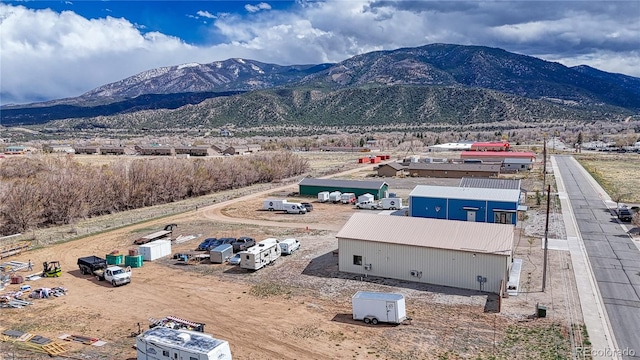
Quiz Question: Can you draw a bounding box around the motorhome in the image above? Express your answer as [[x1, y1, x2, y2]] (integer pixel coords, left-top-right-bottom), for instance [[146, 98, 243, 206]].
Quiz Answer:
[[136, 327, 232, 360], [279, 238, 300, 255], [239, 238, 281, 270]]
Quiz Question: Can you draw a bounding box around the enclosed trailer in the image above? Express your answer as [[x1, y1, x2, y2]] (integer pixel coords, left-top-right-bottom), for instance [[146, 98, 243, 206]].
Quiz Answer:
[[318, 191, 330, 203], [352, 291, 407, 325], [341, 193, 356, 204], [139, 240, 172, 261], [329, 191, 342, 203], [240, 238, 281, 271], [381, 198, 403, 210], [263, 199, 286, 211], [210, 244, 233, 264], [279, 238, 300, 255], [358, 193, 375, 204], [136, 327, 231, 360]]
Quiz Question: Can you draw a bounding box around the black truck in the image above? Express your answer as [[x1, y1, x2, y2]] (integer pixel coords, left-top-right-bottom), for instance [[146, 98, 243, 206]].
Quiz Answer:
[[77, 256, 108, 276]]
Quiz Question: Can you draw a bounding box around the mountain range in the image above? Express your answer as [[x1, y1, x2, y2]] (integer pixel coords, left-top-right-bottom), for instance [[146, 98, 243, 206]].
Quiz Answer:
[[2, 44, 639, 129]]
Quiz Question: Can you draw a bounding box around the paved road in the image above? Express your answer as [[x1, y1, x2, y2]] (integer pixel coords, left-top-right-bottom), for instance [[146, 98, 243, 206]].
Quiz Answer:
[[555, 156, 640, 359]]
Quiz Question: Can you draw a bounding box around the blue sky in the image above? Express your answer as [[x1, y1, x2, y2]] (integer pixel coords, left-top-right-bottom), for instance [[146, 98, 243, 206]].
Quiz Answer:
[[1, 0, 639, 105]]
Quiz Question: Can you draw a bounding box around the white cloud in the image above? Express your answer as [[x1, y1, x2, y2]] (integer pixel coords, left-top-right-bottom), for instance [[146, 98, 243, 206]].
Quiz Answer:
[[245, 2, 272, 13], [196, 10, 216, 19], [1, 0, 639, 105]]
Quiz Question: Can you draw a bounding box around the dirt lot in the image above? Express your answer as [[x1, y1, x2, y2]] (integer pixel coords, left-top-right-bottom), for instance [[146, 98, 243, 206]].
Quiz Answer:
[[575, 153, 640, 204], [1, 152, 581, 359]]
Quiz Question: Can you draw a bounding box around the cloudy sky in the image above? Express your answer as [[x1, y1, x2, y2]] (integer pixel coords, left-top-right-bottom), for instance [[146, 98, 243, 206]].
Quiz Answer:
[[1, 0, 639, 105]]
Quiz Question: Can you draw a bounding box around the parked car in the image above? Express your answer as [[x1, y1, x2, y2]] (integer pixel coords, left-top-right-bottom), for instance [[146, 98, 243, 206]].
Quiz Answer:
[[301, 202, 314, 212], [616, 206, 634, 222], [228, 253, 242, 265], [205, 237, 236, 251], [197, 238, 218, 251], [232, 236, 256, 252]]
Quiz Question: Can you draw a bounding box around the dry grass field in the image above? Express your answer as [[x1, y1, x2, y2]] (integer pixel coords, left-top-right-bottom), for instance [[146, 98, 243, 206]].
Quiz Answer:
[[0, 150, 590, 359], [575, 153, 640, 204]]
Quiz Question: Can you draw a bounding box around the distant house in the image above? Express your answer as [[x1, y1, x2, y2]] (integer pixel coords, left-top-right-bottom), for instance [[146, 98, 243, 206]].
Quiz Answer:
[[406, 162, 500, 178], [319, 146, 379, 152], [4, 145, 27, 154], [427, 142, 473, 152], [174, 145, 216, 157], [135, 145, 175, 156], [460, 151, 536, 162], [44, 144, 75, 153], [501, 158, 533, 173], [409, 185, 522, 225], [210, 143, 228, 153], [73, 145, 99, 154], [376, 163, 406, 177], [222, 144, 262, 155], [100, 145, 127, 155], [470, 142, 510, 152]]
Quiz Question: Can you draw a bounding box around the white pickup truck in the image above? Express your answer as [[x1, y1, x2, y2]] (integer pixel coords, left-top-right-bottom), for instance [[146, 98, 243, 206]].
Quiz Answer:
[[96, 266, 132, 287], [355, 200, 382, 210]]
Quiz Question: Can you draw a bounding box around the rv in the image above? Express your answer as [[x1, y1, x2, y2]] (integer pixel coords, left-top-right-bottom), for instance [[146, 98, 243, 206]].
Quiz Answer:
[[279, 238, 300, 255], [352, 291, 407, 325], [136, 327, 232, 360], [263, 199, 286, 211], [317, 191, 330, 203], [381, 198, 403, 210], [240, 238, 281, 270], [329, 191, 342, 203]]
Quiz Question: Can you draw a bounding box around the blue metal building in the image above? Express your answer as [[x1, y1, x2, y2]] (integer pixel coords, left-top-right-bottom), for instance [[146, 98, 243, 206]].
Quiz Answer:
[[409, 185, 522, 225]]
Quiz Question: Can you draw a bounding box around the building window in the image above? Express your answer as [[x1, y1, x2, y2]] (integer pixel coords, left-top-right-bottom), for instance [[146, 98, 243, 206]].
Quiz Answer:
[[353, 255, 363, 266], [494, 212, 512, 224], [163, 350, 169, 357]]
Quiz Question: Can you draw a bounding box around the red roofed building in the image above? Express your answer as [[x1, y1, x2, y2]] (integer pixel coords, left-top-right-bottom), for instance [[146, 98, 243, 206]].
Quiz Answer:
[[460, 151, 536, 162], [470, 142, 510, 152]]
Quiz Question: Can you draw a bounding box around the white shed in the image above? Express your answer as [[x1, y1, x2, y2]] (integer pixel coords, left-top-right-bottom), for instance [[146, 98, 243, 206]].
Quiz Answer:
[[336, 213, 514, 293], [139, 240, 172, 261]]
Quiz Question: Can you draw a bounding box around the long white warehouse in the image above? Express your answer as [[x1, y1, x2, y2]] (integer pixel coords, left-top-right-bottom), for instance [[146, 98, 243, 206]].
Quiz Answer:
[[336, 213, 514, 293]]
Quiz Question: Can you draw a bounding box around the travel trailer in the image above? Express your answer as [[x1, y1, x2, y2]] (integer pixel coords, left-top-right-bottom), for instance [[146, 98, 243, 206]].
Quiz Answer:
[[239, 238, 281, 271], [136, 326, 232, 360], [317, 191, 330, 202]]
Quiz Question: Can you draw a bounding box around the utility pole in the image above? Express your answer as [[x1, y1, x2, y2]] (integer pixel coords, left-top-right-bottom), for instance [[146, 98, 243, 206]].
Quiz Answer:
[[542, 135, 547, 190], [542, 184, 551, 292]]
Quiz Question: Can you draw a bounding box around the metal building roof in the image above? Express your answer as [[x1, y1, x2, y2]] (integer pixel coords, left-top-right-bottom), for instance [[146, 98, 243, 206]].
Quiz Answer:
[[299, 178, 388, 189], [407, 163, 501, 172], [410, 185, 521, 202], [337, 213, 513, 255], [459, 177, 522, 190]]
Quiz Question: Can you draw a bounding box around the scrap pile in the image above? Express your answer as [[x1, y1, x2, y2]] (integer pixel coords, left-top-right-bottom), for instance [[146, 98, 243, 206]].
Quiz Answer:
[[28, 287, 68, 299], [1, 329, 71, 356], [0, 290, 33, 308], [0, 261, 29, 272], [60, 334, 105, 346]]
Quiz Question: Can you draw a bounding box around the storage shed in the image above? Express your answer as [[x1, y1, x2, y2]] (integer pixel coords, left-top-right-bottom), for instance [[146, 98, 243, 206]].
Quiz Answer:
[[298, 178, 389, 200], [139, 240, 172, 261], [337, 213, 514, 293], [376, 163, 406, 177], [501, 158, 534, 173], [409, 185, 521, 225]]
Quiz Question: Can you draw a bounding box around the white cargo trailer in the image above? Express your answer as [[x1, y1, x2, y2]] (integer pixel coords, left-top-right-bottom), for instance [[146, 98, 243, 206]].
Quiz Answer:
[[317, 191, 330, 203], [358, 193, 374, 204], [240, 238, 281, 270], [210, 244, 233, 264], [352, 291, 407, 325], [136, 326, 232, 360], [341, 193, 356, 204], [329, 191, 342, 203], [263, 199, 286, 211], [139, 240, 172, 261], [381, 198, 403, 210]]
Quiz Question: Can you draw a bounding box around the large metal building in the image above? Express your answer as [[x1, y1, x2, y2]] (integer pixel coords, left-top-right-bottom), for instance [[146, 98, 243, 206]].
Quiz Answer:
[[409, 185, 522, 225], [337, 213, 514, 293], [298, 178, 389, 199]]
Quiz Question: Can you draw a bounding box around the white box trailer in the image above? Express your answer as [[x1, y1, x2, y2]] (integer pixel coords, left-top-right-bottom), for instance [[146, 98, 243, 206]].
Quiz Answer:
[[358, 193, 374, 204], [381, 198, 403, 210], [352, 291, 407, 325], [329, 191, 342, 203], [240, 238, 281, 270], [263, 199, 286, 211], [136, 326, 232, 360], [318, 191, 330, 202], [210, 244, 233, 264], [341, 193, 356, 204], [139, 240, 172, 261]]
